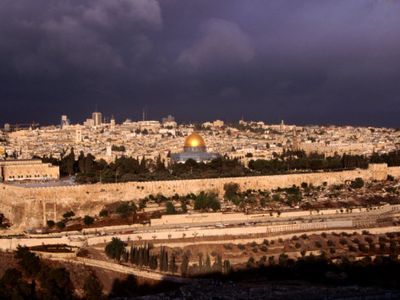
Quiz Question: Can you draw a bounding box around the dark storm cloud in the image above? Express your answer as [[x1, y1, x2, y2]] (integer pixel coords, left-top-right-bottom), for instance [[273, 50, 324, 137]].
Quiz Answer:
[[177, 18, 255, 69], [1, 0, 400, 126]]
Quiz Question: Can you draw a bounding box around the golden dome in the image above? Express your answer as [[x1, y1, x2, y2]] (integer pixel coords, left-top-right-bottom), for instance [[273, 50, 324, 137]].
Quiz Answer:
[[184, 133, 206, 148]]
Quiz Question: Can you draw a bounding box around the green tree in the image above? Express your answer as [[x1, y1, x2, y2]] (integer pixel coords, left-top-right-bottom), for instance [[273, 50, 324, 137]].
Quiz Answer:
[[83, 274, 104, 300], [0, 268, 34, 299], [116, 202, 134, 217], [60, 148, 75, 176], [260, 197, 267, 208], [350, 177, 364, 189], [83, 215, 94, 226], [84, 153, 96, 175], [15, 246, 41, 276], [149, 255, 158, 270], [224, 182, 240, 200], [272, 193, 281, 202], [39, 266, 74, 300], [63, 211, 75, 219], [99, 209, 108, 218], [205, 254, 211, 272], [247, 257, 255, 268], [159, 246, 169, 272], [214, 255, 223, 272], [105, 238, 126, 261], [78, 151, 86, 173], [166, 201, 177, 215], [223, 259, 231, 274], [194, 192, 221, 211], [169, 254, 178, 274], [0, 213, 4, 227], [139, 199, 147, 210], [181, 254, 189, 276], [181, 200, 188, 213], [56, 221, 65, 229]]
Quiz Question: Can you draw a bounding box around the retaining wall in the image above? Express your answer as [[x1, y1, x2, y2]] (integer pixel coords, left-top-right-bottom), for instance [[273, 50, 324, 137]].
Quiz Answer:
[[0, 164, 398, 230]]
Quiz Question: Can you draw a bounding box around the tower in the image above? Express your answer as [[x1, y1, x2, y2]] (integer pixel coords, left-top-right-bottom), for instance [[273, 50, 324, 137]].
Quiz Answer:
[[292, 128, 299, 150], [61, 115, 70, 129], [110, 115, 116, 130], [106, 142, 112, 157], [92, 111, 102, 127], [75, 128, 82, 143]]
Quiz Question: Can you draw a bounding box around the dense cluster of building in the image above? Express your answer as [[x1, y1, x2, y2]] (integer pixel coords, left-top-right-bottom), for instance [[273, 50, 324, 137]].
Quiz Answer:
[[0, 111, 399, 182]]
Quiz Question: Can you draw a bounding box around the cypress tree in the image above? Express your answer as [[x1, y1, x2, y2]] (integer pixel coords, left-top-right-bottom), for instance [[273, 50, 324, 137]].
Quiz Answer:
[[159, 247, 165, 271], [134, 247, 139, 265], [149, 255, 158, 270], [181, 254, 189, 276], [223, 260, 231, 274], [144, 244, 149, 266], [129, 246, 134, 264], [205, 254, 211, 272], [214, 255, 223, 272], [198, 253, 203, 271], [164, 251, 169, 272], [169, 254, 177, 273], [138, 247, 143, 267]]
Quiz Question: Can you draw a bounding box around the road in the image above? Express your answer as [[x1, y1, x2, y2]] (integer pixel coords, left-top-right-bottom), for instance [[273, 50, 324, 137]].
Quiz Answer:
[[1, 204, 400, 251]]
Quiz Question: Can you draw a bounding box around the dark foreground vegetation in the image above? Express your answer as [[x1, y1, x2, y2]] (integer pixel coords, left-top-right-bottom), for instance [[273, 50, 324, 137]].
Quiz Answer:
[[0, 246, 181, 299], [3, 243, 400, 299], [221, 254, 400, 288], [37, 149, 400, 184]]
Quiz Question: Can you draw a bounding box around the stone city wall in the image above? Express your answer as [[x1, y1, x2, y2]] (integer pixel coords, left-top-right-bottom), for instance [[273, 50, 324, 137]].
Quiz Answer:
[[0, 164, 398, 230]]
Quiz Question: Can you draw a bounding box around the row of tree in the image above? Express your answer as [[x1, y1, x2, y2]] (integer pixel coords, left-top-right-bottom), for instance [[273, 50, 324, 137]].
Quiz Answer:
[[105, 239, 178, 273], [129, 244, 159, 271], [41, 150, 250, 183], [248, 152, 370, 174], [104, 238, 232, 277], [40, 148, 400, 183], [180, 253, 231, 277]]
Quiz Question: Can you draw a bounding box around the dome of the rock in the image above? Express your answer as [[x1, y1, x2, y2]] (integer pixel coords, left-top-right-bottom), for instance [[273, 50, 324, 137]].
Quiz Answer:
[[171, 132, 219, 163], [184, 133, 206, 149]]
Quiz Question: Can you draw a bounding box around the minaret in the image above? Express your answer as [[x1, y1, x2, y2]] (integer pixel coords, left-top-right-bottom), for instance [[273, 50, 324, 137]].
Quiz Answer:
[[110, 115, 116, 130], [75, 128, 82, 143], [292, 128, 299, 150], [106, 142, 112, 157]]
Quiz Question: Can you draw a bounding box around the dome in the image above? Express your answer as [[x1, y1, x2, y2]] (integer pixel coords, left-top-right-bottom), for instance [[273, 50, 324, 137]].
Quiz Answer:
[[184, 133, 206, 152], [184, 133, 206, 148]]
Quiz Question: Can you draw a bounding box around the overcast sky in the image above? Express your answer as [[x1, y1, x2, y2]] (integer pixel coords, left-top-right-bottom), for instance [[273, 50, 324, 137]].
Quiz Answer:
[[1, 0, 400, 127]]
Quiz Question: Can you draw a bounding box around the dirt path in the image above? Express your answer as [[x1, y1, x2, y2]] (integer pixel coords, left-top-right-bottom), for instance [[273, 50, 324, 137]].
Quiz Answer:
[[45, 256, 190, 283]]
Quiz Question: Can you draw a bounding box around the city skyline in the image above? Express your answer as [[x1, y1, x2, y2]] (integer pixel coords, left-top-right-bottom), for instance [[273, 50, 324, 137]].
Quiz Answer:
[[3, 1, 400, 298], [1, 0, 400, 127], [3, 108, 400, 129]]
